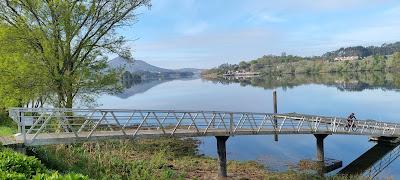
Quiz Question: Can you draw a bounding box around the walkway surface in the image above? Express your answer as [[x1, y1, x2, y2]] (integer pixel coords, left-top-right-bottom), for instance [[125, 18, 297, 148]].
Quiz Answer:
[[0, 136, 21, 145]]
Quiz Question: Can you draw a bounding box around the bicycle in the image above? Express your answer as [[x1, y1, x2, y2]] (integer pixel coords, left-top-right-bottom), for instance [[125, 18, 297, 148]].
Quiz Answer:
[[344, 120, 358, 132]]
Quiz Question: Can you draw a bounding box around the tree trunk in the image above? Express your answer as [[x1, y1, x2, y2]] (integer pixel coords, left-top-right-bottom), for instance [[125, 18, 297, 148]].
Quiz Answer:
[[65, 92, 73, 108]]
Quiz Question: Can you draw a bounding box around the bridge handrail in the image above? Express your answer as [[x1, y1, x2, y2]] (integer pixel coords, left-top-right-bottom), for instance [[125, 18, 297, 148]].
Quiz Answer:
[[8, 108, 395, 122]]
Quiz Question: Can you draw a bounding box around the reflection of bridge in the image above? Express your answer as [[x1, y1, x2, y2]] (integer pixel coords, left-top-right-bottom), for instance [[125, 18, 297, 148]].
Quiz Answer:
[[339, 138, 400, 178], [8, 108, 400, 178]]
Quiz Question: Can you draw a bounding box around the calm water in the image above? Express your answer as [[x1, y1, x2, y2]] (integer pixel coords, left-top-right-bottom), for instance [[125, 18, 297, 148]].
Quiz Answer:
[[97, 74, 400, 178]]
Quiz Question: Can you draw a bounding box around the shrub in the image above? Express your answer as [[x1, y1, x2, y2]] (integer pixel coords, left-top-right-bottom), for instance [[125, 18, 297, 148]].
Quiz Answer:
[[0, 110, 17, 136], [32, 172, 88, 180], [0, 170, 26, 180], [0, 149, 44, 178]]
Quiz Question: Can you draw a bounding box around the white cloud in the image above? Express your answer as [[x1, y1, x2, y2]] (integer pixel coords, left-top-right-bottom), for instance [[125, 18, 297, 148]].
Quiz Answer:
[[180, 22, 209, 35], [242, 0, 395, 12], [132, 28, 282, 68], [248, 12, 286, 23]]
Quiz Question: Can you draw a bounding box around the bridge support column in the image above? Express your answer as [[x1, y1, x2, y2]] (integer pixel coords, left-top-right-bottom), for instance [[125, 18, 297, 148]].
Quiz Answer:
[[314, 134, 328, 162], [216, 136, 229, 178]]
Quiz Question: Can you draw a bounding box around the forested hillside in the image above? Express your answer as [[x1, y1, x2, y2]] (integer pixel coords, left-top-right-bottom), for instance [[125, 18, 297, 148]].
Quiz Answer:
[[323, 42, 400, 59], [203, 42, 400, 77]]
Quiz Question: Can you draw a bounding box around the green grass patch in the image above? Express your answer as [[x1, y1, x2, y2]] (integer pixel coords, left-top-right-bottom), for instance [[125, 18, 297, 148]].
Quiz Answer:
[[30, 138, 366, 179], [0, 111, 17, 136], [0, 126, 15, 136]]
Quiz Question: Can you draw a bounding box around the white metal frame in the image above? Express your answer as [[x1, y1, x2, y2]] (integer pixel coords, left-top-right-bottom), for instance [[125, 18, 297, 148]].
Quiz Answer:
[[8, 108, 400, 146]]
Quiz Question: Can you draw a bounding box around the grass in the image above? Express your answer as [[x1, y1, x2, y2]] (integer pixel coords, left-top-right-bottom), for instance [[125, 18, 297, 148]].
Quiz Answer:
[[0, 126, 15, 136], [29, 138, 367, 180], [0, 111, 16, 136]]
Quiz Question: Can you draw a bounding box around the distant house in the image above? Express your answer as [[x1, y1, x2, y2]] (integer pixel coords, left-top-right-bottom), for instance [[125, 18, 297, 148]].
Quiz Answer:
[[223, 70, 260, 77], [333, 56, 359, 61]]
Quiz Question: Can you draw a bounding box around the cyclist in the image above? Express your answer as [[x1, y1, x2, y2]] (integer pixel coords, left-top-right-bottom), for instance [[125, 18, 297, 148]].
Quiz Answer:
[[346, 113, 356, 128]]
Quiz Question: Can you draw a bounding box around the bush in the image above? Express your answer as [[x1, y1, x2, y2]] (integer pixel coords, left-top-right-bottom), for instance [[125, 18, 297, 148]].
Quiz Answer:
[[32, 172, 88, 180], [0, 148, 88, 179], [0, 110, 17, 136], [0, 170, 26, 180], [0, 149, 44, 178]]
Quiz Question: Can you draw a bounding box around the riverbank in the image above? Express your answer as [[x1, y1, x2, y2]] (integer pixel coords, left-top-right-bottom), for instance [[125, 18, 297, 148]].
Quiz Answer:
[[26, 138, 362, 179]]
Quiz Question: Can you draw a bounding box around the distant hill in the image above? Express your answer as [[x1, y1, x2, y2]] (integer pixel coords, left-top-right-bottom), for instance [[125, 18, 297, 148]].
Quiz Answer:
[[108, 56, 172, 73], [108, 56, 202, 74], [323, 42, 400, 59]]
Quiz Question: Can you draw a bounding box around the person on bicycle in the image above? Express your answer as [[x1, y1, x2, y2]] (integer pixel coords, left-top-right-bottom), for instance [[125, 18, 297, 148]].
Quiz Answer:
[[347, 113, 356, 127]]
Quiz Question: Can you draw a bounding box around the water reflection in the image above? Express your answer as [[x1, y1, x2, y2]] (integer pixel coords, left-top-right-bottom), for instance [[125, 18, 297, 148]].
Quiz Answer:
[[118, 77, 197, 98], [205, 72, 400, 92]]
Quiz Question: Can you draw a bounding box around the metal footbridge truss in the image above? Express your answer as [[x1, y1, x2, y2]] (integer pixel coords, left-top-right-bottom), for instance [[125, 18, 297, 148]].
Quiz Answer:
[[8, 108, 400, 146]]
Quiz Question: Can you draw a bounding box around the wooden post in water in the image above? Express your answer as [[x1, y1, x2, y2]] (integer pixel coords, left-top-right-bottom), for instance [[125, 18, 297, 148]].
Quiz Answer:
[[216, 136, 229, 178], [273, 91, 278, 141]]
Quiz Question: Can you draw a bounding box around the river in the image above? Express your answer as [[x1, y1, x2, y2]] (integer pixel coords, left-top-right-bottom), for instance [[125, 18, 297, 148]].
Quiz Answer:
[[97, 72, 400, 178]]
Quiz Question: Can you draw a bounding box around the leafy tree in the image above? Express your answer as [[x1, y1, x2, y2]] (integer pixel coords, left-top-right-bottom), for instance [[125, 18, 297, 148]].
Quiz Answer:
[[0, 24, 49, 109], [0, 0, 150, 108], [387, 52, 400, 71]]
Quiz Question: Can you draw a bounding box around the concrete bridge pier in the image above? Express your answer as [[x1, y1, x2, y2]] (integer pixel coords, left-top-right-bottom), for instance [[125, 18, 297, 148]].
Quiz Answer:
[[314, 134, 329, 175], [216, 136, 229, 178], [314, 134, 329, 162]]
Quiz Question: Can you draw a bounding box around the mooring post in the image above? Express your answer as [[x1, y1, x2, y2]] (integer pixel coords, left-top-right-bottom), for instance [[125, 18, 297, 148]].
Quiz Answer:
[[314, 134, 329, 162], [216, 136, 229, 178], [273, 91, 278, 141]]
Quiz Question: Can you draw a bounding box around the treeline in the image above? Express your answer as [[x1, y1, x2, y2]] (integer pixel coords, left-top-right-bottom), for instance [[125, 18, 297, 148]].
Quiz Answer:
[[323, 42, 400, 59], [203, 52, 400, 77]]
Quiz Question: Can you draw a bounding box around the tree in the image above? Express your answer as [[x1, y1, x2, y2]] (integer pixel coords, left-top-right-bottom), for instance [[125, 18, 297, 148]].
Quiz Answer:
[[0, 24, 50, 109], [0, 0, 150, 108]]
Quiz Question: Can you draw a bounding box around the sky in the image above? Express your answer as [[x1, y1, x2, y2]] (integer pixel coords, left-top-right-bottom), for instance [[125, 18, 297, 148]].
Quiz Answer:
[[119, 0, 400, 69]]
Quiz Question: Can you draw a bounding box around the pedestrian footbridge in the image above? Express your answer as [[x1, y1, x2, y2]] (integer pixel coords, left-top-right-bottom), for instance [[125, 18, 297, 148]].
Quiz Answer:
[[7, 108, 400, 145], [6, 108, 400, 178]]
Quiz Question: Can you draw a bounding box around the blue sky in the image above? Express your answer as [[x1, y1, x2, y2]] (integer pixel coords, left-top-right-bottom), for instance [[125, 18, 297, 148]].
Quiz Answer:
[[120, 0, 400, 69]]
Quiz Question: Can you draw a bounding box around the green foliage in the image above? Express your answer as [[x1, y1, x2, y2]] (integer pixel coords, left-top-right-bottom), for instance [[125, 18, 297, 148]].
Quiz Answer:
[[0, 170, 27, 180], [32, 172, 88, 180], [0, 149, 45, 178], [0, 25, 50, 109], [0, 148, 87, 179], [204, 52, 400, 78], [0, 111, 17, 136], [31, 138, 198, 179], [129, 152, 184, 180], [0, 0, 151, 108], [323, 42, 400, 59]]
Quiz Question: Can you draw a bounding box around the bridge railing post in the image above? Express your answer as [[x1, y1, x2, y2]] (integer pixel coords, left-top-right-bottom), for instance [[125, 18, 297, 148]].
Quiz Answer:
[[18, 111, 26, 143], [18, 111, 22, 134]]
